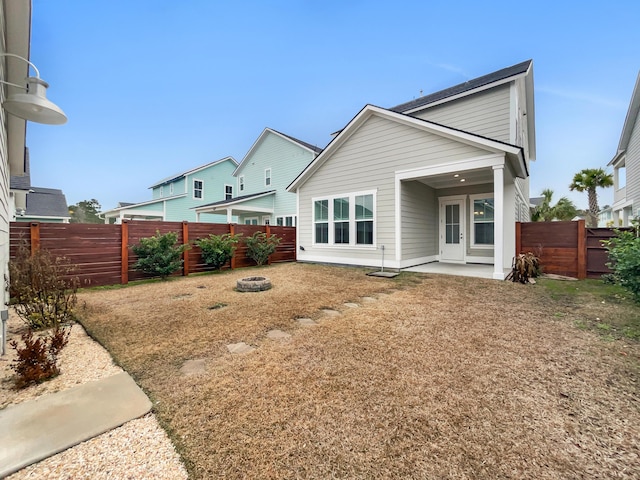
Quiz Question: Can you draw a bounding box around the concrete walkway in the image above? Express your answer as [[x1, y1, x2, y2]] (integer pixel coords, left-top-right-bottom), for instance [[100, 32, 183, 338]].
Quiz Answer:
[[0, 372, 152, 478]]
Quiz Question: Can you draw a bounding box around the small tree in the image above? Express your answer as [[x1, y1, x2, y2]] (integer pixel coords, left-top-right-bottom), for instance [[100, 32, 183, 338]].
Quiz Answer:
[[531, 188, 578, 222], [245, 231, 281, 266], [196, 233, 242, 270], [569, 168, 613, 227], [132, 230, 189, 279], [602, 223, 640, 302], [9, 244, 79, 330]]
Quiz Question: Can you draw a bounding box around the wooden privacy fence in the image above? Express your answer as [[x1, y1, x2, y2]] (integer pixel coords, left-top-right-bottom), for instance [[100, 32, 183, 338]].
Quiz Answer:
[[516, 220, 632, 279], [10, 220, 296, 287]]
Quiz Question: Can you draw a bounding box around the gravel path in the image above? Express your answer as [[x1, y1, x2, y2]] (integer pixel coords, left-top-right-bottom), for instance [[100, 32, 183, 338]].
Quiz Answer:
[[1, 314, 188, 479]]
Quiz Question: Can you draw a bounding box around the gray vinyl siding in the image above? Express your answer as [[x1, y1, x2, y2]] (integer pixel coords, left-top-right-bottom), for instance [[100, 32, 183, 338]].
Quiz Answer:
[[627, 107, 640, 214], [411, 84, 511, 143], [401, 181, 437, 259], [0, 10, 10, 312], [298, 114, 488, 264]]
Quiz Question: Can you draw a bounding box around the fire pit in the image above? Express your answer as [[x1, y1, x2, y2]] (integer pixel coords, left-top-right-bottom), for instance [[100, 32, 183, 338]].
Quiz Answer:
[[236, 276, 272, 292]]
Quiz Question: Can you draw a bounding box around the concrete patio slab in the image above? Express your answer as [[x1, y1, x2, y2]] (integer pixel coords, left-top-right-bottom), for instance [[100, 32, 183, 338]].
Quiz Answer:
[[0, 372, 152, 478]]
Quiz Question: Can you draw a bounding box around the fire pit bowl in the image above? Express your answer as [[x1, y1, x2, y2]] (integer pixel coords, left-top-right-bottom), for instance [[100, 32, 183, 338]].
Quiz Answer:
[[236, 276, 272, 292]]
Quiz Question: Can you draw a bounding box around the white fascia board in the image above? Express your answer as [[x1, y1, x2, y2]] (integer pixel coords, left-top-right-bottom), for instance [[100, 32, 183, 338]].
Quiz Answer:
[[524, 62, 536, 161], [193, 191, 276, 213], [103, 209, 164, 219], [618, 72, 640, 151], [103, 194, 187, 215], [608, 149, 625, 167], [395, 154, 505, 181]]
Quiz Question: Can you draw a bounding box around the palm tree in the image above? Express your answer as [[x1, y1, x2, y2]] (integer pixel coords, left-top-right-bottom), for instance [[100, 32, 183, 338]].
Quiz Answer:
[[531, 188, 578, 222], [569, 168, 613, 227]]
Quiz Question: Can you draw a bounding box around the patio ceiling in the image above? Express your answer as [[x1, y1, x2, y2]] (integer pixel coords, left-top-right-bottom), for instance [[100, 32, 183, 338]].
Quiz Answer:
[[414, 167, 493, 190]]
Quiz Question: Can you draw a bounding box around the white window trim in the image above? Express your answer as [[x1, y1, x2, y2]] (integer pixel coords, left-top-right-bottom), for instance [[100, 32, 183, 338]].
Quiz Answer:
[[224, 184, 233, 200], [265, 168, 272, 187], [244, 217, 258, 225], [169, 183, 174, 195], [193, 179, 204, 200], [159, 186, 164, 197], [239, 175, 245, 192], [312, 190, 376, 248], [470, 193, 494, 249]]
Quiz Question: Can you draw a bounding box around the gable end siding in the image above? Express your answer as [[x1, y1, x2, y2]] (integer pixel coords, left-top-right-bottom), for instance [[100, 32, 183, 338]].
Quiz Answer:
[[627, 107, 640, 213], [410, 84, 511, 143]]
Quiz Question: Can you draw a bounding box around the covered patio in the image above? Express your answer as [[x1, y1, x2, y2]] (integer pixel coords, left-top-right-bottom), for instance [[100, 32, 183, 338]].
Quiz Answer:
[[403, 262, 504, 280]]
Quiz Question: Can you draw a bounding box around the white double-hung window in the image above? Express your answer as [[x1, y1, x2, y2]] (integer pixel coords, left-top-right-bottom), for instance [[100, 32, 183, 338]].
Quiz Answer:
[[470, 194, 494, 247], [313, 191, 375, 246]]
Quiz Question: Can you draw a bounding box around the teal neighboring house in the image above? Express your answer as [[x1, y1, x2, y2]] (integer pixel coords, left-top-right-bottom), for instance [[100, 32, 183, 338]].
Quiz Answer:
[[103, 157, 238, 223], [194, 128, 322, 225]]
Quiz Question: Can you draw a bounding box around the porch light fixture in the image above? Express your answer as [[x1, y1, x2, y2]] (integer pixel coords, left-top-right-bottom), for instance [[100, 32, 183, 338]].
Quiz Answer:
[[0, 53, 67, 125]]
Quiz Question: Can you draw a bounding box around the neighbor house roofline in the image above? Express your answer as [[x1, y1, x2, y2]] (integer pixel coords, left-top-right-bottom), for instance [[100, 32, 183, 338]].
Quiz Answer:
[[232, 128, 322, 177], [148, 156, 238, 189], [103, 193, 188, 215]]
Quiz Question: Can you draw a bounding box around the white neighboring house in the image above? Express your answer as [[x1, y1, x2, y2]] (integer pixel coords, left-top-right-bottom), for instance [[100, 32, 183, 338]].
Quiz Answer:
[[608, 71, 640, 226], [288, 60, 535, 280]]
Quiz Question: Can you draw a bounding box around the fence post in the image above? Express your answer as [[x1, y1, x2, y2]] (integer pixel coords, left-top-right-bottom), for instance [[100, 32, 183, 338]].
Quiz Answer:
[[266, 224, 272, 265], [30, 222, 40, 255], [577, 219, 587, 279], [182, 221, 189, 276], [121, 220, 129, 285], [229, 224, 236, 269], [515, 222, 521, 254]]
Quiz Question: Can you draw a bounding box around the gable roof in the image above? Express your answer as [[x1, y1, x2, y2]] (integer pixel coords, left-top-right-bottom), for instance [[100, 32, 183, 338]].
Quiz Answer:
[[25, 187, 70, 219], [609, 71, 640, 165], [390, 60, 533, 113], [149, 156, 238, 189], [233, 128, 322, 176], [288, 104, 526, 192]]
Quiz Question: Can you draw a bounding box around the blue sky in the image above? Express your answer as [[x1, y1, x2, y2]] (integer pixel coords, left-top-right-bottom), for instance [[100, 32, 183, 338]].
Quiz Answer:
[[26, 0, 640, 211]]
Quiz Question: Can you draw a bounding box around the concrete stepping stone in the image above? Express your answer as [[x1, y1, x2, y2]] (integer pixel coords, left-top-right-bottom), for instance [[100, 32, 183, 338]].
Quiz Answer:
[[321, 309, 341, 317], [344, 302, 359, 308], [180, 359, 206, 376], [361, 296, 377, 302], [226, 342, 255, 354], [266, 329, 291, 340], [297, 318, 317, 326]]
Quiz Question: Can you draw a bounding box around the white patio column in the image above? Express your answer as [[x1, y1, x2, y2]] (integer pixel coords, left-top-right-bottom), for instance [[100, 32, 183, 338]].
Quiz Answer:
[[492, 165, 505, 280], [226, 208, 233, 223]]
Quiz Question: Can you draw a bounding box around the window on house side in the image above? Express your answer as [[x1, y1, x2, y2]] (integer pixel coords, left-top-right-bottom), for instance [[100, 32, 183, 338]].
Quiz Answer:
[[225, 185, 233, 200], [169, 183, 174, 195], [159, 186, 164, 197], [265, 168, 271, 187], [334, 197, 349, 244], [239, 175, 245, 192], [472, 197, 494, 246], [314, 199, 328, 244], [193, 180, 203, 199], [276, 217, 284, 226], [355, 194, 374, 245]]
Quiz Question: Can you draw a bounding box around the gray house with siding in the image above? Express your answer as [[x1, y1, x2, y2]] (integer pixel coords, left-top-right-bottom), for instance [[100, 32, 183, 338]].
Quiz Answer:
[[608, 71, 640, 226], [288, 60, 535, 280]]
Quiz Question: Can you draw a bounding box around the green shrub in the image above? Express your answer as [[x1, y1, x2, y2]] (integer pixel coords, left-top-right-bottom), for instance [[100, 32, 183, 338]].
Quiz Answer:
[[196, 233, 242, 270], [602, 225, 640, 302], [245, 231, 281, 266], [9, 244, 79, 330], [132, 230, 190, 279], [10, 326, 71, 388]]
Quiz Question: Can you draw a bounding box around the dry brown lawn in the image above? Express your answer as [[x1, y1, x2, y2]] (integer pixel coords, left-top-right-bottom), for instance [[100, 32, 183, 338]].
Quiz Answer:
[[76, 263, 640, 479]]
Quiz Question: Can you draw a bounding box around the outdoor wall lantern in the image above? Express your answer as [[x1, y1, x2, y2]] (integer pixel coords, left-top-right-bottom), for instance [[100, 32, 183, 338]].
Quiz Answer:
[[0, 53, 67, 125]]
